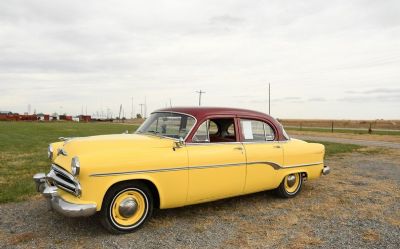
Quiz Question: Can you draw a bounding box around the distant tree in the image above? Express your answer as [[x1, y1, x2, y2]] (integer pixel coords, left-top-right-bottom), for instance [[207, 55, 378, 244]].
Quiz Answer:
[[136, 113, 142, 119]]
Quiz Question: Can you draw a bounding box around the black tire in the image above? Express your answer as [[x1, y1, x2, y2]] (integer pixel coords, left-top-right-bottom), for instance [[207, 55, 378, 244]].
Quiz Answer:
[[275, 173, 303, 198], [100, 182, 153, 234]]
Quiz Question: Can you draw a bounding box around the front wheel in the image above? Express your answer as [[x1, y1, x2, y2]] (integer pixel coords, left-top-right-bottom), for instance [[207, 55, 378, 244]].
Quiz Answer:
[[275, 173, 303, 198], [100, 182, 153, 234]]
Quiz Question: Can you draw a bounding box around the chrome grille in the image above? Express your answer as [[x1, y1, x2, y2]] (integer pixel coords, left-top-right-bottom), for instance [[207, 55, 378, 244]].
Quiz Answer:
[[47, 164, 81, 196]]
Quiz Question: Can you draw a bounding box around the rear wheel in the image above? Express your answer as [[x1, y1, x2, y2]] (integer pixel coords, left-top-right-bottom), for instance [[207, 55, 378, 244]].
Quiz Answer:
[[275, 173, 303, 198], [100, 182, 153, 234]]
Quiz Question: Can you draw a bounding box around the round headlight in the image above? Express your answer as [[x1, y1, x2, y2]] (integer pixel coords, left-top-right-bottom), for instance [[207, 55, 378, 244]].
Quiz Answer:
[[48, 145, 54, 159], [71, 156, 80, 176]]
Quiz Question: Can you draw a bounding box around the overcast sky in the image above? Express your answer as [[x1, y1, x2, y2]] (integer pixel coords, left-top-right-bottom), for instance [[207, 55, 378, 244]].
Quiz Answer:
[[0, 0, 399, 119]]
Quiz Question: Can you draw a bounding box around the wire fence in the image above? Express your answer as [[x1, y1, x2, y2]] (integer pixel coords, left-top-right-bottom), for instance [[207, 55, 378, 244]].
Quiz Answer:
[[278, 119, 400, 135]]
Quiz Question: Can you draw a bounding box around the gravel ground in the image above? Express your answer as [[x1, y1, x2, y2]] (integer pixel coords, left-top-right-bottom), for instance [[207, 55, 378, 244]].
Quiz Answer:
[[0, 148, 399, 249]]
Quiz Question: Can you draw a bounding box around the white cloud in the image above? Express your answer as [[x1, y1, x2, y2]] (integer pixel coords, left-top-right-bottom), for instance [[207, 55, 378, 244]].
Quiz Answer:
[[0, 0, 399, 119]]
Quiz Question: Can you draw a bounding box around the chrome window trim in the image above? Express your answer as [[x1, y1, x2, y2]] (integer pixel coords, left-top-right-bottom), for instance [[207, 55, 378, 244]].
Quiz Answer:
[[187, 139, 292, 146], [89, 161, 323, 177], [136, 111, 198, 142], [185, 141, 243, 146], [240, 119, 276, 142], [192, 120, 210, 143]]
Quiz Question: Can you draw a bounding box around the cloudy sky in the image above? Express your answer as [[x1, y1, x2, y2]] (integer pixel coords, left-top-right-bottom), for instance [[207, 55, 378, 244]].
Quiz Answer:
[[0, 0, 399, 119]]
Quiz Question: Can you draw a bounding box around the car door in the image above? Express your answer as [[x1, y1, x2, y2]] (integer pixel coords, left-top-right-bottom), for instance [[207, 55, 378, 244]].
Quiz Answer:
[[186, 117, 246, 204], [240, 118, 284, 194]]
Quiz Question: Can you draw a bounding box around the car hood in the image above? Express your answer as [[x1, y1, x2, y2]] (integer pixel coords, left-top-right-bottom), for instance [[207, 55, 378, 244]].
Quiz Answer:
[[61, 134, 175, 155], [52, 134, 176, 171]]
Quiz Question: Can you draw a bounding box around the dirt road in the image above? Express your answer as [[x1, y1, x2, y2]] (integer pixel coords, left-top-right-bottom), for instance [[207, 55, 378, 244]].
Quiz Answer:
[[0, 149, 399, 249], [293, 135, 400, 149]]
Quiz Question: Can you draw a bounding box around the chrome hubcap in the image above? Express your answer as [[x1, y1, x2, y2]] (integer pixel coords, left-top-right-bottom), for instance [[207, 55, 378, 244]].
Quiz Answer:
[[118, 197, 138, 218], [287, 174, 296, 187]]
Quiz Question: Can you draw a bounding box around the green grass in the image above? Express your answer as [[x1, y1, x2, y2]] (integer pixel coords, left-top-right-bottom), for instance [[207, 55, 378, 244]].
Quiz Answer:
[[306, 140, 364, 156], [286, 127, 400, 136], [0, 122, 138, 203]]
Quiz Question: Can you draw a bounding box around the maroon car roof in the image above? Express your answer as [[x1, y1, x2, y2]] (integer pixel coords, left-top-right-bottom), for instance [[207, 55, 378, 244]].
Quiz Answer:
[[154, 106, 286, 141], [155, 107, 271, 120]]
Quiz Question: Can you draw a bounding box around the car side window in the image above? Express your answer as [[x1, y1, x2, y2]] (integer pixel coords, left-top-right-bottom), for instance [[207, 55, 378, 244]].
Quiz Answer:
[[227, 123, 235, 135], [209, 121, 218, 135], [192, 120, 209, 142], [265, 124, 275, 141], [240, 119, 275, 142]]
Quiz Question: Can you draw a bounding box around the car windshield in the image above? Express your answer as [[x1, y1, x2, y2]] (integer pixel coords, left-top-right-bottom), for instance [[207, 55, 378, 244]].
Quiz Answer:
[[135, 112, 196, 140]]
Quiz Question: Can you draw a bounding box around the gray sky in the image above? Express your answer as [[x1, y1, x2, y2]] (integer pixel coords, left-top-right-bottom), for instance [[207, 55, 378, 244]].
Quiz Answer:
[[0, 0, 399, 119]]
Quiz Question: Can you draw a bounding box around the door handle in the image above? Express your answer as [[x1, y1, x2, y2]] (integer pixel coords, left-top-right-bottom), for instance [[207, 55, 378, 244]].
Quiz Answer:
[[234, 147, 243, 151], [273, 145, 281, 149]]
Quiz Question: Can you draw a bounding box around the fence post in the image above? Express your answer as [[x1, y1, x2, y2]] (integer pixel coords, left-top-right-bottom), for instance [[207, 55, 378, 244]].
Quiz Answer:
[[331, 121, 334, 133], [368, 122, 372, 134]]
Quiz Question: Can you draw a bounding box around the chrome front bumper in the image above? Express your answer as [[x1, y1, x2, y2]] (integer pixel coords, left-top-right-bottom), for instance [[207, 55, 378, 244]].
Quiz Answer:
[[322, 165, 331, 175], [33, 173, 96, 217]]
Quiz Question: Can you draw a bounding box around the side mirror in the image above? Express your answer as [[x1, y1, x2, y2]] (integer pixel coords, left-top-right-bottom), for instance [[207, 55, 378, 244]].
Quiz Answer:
[[174, 137, 185, 149]]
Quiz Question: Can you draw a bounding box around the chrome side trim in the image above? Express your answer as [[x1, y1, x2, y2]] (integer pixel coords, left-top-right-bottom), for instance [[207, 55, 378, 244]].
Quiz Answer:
[[189, 162, 244, 170], [90, 166, 185, 177], [90, 161, 323, 177], [247, 161, 281, 170], [247, 161, 323, 170]]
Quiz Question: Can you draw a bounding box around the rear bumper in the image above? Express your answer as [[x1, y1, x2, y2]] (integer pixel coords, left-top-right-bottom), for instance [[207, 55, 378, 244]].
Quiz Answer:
[[33, 173, 96, 217], [322, 165, 331, 175]]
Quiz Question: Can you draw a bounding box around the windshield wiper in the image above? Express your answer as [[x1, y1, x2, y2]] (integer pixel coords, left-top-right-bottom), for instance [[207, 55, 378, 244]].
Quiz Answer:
[[146, 130, 160, 134]]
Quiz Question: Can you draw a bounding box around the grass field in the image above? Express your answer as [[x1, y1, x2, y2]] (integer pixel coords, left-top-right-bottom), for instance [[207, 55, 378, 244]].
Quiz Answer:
[[306, 140, 363, 156], [0, 121, 362, 203], [0, 122, 138, 203]]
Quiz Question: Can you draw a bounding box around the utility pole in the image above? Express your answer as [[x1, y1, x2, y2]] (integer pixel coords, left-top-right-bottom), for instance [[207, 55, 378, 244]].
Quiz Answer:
[[196, 90, 205, 106], [169, 99, 172, 108], [139, 104, 144, 118], [268, 83, 271, 115], [118, 104, 122, 120], [131, 97, 134, 119], [144, 96, 147, 118]]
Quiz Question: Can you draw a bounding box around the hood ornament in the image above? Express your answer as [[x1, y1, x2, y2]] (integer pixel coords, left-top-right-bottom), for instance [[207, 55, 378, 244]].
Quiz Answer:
[[57, 148, 68, 156]]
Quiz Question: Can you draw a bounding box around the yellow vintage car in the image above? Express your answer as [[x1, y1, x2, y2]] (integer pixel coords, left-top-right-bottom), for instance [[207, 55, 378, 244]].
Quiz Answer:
[[33, 107, 330, 233]]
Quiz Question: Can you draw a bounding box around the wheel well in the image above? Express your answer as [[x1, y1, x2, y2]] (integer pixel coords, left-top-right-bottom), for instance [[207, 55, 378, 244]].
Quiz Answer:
[[301, 172, 308, 180], [104, 179, 160, 209]]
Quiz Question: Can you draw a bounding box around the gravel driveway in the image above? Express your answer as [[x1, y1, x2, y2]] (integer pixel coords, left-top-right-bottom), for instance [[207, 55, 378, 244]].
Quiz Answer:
[[0, 148, 399, 249], [293, 135, 400, 149]]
